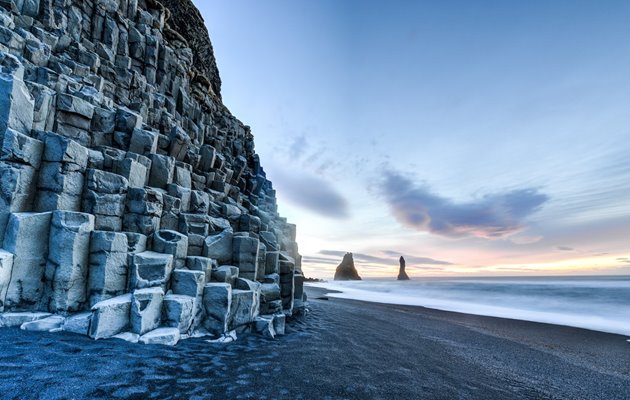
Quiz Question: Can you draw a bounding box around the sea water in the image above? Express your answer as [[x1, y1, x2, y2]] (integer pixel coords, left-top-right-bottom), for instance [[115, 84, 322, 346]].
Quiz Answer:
[[309, 276, 630, 336]]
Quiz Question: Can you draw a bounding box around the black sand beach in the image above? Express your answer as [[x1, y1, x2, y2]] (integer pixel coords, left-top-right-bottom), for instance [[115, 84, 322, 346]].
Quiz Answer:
[[1, 286, 629, 400]]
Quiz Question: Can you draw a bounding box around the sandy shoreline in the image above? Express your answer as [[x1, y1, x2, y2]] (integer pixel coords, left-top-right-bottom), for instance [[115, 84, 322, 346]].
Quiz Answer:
[[0, 286, 628, 399]]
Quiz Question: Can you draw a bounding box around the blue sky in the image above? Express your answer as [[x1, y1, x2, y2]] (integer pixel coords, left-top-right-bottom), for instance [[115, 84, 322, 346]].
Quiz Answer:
[[196, 1, 630, 278]]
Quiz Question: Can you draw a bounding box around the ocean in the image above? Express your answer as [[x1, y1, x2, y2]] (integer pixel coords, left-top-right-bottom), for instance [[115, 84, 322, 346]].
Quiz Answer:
[[308, 275, 630, 336]]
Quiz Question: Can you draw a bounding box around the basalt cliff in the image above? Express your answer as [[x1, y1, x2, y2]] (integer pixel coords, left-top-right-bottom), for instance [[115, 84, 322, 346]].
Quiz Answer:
[[0, 0, 303, 344]]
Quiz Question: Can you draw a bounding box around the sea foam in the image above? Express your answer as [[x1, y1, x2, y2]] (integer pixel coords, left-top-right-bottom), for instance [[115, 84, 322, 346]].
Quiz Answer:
[[309, 276, 630, 336]]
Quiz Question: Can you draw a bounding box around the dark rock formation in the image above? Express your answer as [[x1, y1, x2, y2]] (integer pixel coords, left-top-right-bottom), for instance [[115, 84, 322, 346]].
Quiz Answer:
[[0, 0, 303, 345], [397, 256, 410, 280], [160, 0, 222, 99], [334, 253, 361, 281]]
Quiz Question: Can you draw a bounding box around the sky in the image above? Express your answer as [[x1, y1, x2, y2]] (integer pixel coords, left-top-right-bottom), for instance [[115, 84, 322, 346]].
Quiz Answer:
[[195, 0, 630, 279]]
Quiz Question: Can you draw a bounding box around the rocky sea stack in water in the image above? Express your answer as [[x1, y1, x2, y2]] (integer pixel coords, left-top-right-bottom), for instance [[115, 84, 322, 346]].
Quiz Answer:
[[397, 256, 410, 281], [0, 0, 304, 345], [334, 253, 361, 281]]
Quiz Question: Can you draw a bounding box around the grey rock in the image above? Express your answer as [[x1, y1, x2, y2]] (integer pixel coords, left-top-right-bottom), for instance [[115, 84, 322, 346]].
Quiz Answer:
[[43, 211, 94, 314], [151, 229, 188, 268], [232, 235, 259, 276], [186, 256, 215, 282], [56, 93, 95, 119], [88, 231, 129, 306], [0, 312, 52, 328], [229, 289, 259, 330], [125, 232, 148, 254], [203, 227, 233, 264], [112, 331, 140, 343], [62, 311, 91, 335], [0, 249, 13, 311], [212, 265, 239, 286], [89, 294, 132, 339], [0, 60, 34, 135], [129, 128, 158, 155], [0, 127, 43, 168], [171, 269, 205, 298], [86, 168, 129, 194], [253, 315, 276, 338], [2, 212, 51, 310], [162, 293, 194, 333], [40, 131, 88, 169], [20, 315, 65, 332], [138, 327, 180, 346], [128, 251, 173, 290], [148, 153, 174, 189], [272, 313, 286, 335], [130, 287, 163, 335], [118, 157, 147, 188], [202, 282, 231, 335]]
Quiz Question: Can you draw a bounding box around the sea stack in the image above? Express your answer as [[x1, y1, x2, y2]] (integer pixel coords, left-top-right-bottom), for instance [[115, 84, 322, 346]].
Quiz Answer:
[[397, 256, 410, 280], [334, 253, 362, 281]]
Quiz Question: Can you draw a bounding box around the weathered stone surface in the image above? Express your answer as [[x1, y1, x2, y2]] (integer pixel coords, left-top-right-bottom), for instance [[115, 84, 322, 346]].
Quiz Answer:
[[89, 294, 131, 339], [273, 313, 286, 336], [148, 153, 174, 189], [43, 211, 94, 314], [171, 269, 205, 298], [88, 231, 128, 306], [397, 256, 410, 281], [0, 312, 51, 328], [85, 168, 128, 194], [112, 332, 140, 343], [139, 327, 180, 346], [1, 127, 43, 168], [0, 249, 13, 312], [333, 252, 362, 281], [21, 315, 64, 332], [129, 129, 158, 155], [203, 227, 233, 264], [202, 283, 231, 335], [3, 212, 51, 310], [163, 294, 194, 333], [212, 265, 238, 286], [0, 161, 37, 243], [128, 251, 173, 290], [151, 230, 188, 268], [63, 312, 91, 335], [185, 256, 215, 282], [0, 56, 34, 135], [254, 315, 276, 338], [229, 289, 259, 330], [232, 236, 259, 280], [130, 287, 163, 335]]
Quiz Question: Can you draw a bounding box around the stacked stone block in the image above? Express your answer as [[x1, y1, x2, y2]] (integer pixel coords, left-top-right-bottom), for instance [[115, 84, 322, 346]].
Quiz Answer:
[[0, 0, 304, 345]]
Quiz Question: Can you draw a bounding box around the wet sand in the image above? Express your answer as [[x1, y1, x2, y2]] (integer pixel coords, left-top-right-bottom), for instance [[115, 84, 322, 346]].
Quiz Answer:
[[0, 285, 629, 399]]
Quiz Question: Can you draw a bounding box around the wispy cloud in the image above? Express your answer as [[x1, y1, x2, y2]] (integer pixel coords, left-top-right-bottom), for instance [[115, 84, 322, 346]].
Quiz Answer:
[[379, 170, 549, 239], [556, 246, 574, 251], [270, 169, 350, 219]]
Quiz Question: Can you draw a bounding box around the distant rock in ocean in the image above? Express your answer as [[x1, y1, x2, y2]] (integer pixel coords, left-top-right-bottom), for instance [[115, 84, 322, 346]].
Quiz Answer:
[[334, 253, 362, 281], [397, 256, 410, 280]]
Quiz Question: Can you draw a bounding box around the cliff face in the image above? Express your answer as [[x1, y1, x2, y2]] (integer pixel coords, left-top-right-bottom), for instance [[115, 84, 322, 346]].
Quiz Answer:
[[0, 0, 302, 344], [159, 0, 222, 99]]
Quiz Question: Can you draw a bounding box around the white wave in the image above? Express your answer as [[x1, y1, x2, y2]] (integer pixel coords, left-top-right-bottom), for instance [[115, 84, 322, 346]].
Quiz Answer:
[[308, 278, 630, 336]]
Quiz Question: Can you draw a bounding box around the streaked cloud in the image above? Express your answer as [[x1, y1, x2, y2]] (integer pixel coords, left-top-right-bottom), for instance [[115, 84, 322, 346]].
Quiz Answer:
[[270, 170, 350, 219], [380, 170, 549, 239], [556, 246, 575, 251]]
